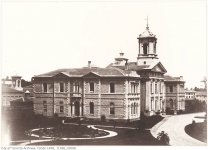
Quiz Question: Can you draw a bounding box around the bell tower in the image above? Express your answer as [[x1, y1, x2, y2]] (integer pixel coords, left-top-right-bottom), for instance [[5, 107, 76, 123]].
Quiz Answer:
[[137, 17, 158, 66]]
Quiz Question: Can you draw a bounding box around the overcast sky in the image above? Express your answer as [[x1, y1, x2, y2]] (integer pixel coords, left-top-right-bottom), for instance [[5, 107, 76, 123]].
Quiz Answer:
[[1, 0, 207, 88]]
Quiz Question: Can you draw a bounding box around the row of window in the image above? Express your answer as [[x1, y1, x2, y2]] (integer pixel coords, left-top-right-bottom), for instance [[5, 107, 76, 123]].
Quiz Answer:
[[42, 82, 116, 93], [42, 82, 140, 94], [151, 82, 164, 94], [42, 101, 116, 115], [150, 98, 163, 111]]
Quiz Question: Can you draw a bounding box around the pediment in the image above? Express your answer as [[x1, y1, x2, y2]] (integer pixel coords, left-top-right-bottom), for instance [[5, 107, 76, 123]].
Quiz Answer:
[[53, 72, 70, 78], [151, 62, 167, 73], [82, 72, 100, 78]]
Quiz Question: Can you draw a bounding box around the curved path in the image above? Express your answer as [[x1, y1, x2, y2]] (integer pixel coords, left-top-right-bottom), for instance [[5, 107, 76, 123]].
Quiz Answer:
[[151, 112, 207, 146], [17, 124, 117, 146]]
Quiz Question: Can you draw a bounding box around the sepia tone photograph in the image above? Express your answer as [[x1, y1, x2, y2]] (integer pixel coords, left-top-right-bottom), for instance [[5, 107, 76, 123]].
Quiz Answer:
[[0, 0, 207, 147]]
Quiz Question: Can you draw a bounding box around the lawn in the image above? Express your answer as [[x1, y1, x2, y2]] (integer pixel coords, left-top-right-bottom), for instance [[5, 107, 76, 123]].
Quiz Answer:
[[185, 121, 207, 143], [2, 110, 164, 145], [29, 127, 165, 145]]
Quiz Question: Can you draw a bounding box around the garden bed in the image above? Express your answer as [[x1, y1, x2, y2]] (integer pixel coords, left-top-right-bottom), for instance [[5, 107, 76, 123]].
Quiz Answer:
[[185, 121, 207, 143], [30, 124, 108, 138]]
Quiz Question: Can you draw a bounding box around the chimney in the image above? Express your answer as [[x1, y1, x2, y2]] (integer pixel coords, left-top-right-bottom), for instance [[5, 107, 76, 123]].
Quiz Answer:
[[120, 52, 124, 57], [88, 61, 91, 68]]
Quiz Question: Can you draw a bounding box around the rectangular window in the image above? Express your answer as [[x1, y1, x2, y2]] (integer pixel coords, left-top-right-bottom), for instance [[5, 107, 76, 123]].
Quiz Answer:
[[155, 83, 157, 93], [60, 82, 64, 92], [151, 97, 154, 110], [43, 83, 47, 93], [90, 82, 94, 93], [161, 84, 163, 93], [60, 101, 64, 113], [43, 101, 47, 112], [60, 106, 64, 113], [110, 83, 115, 93], [170, 86, 173, 92], [74, 83, 80, 93], [131, 83, 139, 93], [151, 83, 154, 93], [110, 102, 115, 114]]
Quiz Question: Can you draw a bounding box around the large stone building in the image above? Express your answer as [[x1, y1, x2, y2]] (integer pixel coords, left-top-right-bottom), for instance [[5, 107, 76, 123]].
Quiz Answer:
[[108, 24, 167, 116], [32, 66, 140, 121], [164, 75, 185, 114], [32, 22, 186, 120]]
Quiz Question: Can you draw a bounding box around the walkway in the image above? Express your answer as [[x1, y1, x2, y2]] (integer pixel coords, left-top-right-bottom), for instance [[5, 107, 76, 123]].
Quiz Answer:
[[151, 112, 207, 146]]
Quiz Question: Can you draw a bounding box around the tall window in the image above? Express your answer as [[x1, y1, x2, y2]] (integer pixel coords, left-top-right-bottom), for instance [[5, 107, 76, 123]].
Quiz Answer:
[[18, 80, 20, 87], [155, 83, 157, 93], [143, 43, 148, 55], [131, 103, 133, 114], [43, 101, 47, 112], [131, 83, 138, 93], [151, 97, 154, 110], [151, 82, 154, 93], [43, 83, 47, 93], [160, 84, 163, 93], [134, 103, 136, 114], [90, 82, 94, 93], [60, 101, 64, 113], [90, 102, 94, 114], [110, 83, 115, 93], [135, 103, 138, 114], [60, 82, 64, 92], [169, 86, 173, 92], [110, 102, 115, 114], [74, 82, 80, 93]]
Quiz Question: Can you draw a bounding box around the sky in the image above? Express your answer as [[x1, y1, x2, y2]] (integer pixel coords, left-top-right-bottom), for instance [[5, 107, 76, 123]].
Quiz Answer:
[[1, 0, 207, 88]]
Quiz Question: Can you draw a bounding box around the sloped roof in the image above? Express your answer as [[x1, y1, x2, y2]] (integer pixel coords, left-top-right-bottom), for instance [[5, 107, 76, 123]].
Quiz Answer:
[[34, 67, 140, 78], [2, 85, 24, 93], [164, 75, 185, 82], [139, 26, 156, 38]]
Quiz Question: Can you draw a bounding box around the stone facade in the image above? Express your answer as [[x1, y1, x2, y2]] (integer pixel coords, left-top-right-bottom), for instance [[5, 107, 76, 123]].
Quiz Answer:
[[164, 75, 185, 113], [32, 68, 140, 121]]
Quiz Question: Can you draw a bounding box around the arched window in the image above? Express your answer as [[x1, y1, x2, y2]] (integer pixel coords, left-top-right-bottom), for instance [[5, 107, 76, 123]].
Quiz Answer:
[[110, 102, 115, 115], [143, 43, 148, 55], [60, 101, 64, 113], [43, 83, 47, 93], [43, 101, 47, 112], [90, 102, 94, 114]]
